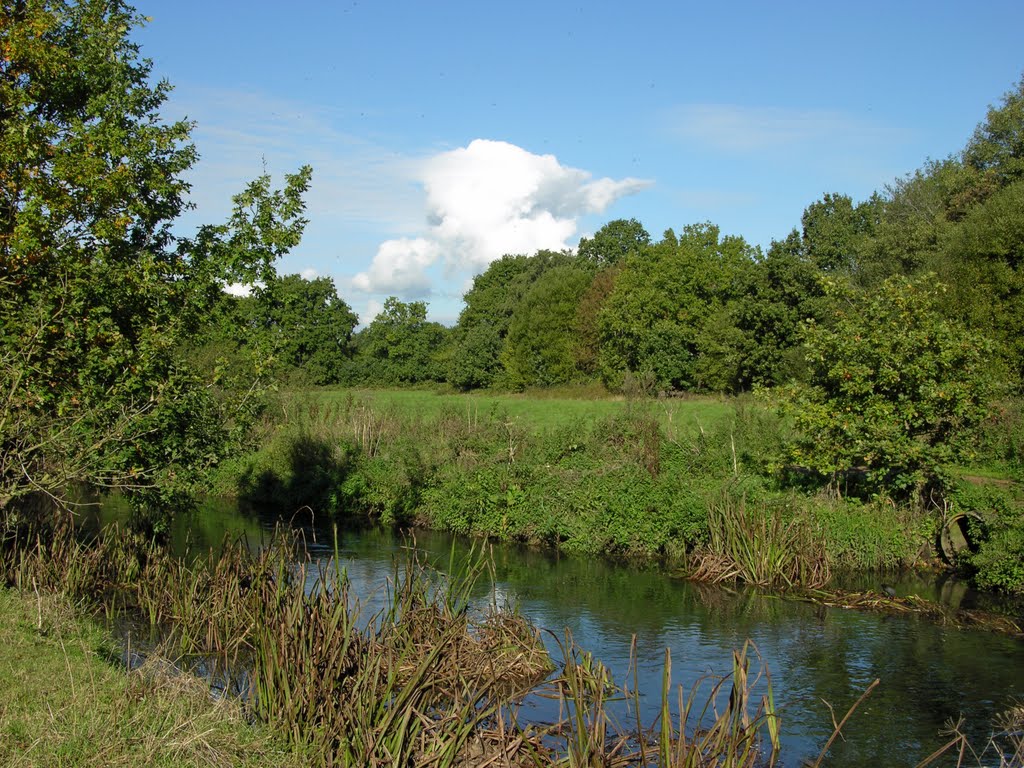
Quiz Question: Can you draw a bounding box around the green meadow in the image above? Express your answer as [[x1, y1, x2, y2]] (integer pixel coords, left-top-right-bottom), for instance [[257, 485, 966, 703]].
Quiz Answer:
[[309, 386, 734, 437]]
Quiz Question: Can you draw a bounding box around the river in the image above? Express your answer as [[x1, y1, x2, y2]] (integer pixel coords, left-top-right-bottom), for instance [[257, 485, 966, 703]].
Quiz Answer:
[[91, 496, 1024, 767]]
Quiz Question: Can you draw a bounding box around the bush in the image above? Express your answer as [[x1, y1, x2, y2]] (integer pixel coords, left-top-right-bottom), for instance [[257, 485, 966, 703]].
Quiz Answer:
[[339, 445, 428, 526], [952, 479, 1024, 593], [776, 275, 996, 500], [234, 427, 358, 516], [969, 399, 1024, 477], [969, 516, 1024, 594], [807, 496, 924, 571]]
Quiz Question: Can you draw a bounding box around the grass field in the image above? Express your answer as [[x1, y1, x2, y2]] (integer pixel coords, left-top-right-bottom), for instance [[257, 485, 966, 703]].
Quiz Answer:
[[308, 385, 736, 437]]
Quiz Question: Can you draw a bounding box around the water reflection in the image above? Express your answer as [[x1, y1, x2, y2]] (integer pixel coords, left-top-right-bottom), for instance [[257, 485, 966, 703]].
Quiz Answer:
[[91, 497, 1024, 768]]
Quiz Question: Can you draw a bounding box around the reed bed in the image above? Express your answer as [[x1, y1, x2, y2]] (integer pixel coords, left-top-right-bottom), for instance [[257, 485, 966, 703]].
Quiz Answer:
[[2, 518, 554, 766], [686, 494, 831, 590], [1, 515, 1009, 766]]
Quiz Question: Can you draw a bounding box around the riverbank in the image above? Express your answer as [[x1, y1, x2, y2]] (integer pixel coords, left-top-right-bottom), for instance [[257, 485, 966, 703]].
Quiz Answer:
[[0, 588, 307, 767], [258, 388, 1024, 593], [1, 520, 561, 766], [216, 390, 944, 587], [3, 518, 1022, 767]]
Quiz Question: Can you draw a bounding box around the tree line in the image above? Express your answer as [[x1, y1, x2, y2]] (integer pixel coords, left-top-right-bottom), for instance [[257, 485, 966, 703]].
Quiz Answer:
[[2, 0, 1020, 526], [239, 73, 1023, 405]]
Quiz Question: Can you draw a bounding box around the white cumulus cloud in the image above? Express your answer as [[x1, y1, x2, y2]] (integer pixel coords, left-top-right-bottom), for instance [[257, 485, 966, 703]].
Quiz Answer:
[[351, 139, 651, 296], [351, 237, 439, 297], [362, 298, 384, 325]]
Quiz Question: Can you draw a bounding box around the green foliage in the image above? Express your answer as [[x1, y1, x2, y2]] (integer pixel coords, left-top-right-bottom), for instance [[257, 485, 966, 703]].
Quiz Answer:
[[800, 193, 880, 272], [447, 256, 531, 389], [806, 496, 922, 571], [948, 478, 1024, 593], [854, 161, 959, 287], [250, 274, 358, 385], [444, 321, 503, 391], [777, 275, 996, 498], [0, 1, 311, 521], [339, 442, 427, 526], [696, 233, 832, 391], [968, 399, 1024, 475], [235, 425, 358, 515], [598, 223, 756, 391], [573, 264, 622, 376], [397, 408, 726, 559], [968, 514, 1024, 594], [576, 218, 650, 266], [964, 73, 1024, 186], [447, 250, 577, 390], [501, 262, 594, 388], [353, 297, 449, 384], [941, 180, 1024, 386], [830, 77, 1024, 393]]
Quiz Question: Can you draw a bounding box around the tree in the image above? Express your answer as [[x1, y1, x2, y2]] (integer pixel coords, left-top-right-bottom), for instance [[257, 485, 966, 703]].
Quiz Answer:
[[501, 263, 593, 388], [251, 274, 357, 385], [941, 180, 1024, 387], [577, 218, 650, 267], [597, 223, 755, 391], [0, 1, 310, 521], [964, 74, 1024, 186], [852, 76, 1024, 389], [695, 231, 833, 391], [447, 250, 576, 389], [800, 193, 879, 273], [357, 297, 448, 384], [573, 263, 623, 376], [776, 275, 995, 499], [446, 256, 531, 390]]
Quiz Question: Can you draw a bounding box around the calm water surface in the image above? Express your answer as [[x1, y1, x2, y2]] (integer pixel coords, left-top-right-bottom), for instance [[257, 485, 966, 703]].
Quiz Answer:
[[92, 497, 1024, 767]]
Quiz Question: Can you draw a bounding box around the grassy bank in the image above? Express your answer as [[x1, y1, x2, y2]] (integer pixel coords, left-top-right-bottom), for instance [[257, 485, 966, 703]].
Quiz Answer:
[[219, 389, 937, 590], [0, 589, 306, 768], [310, 385, 734, 435]]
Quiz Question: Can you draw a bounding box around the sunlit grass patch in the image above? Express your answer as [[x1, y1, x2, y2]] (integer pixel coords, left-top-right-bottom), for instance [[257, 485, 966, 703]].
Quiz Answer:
[[310, 385, 734, 436], [0, 589, 307, 768]]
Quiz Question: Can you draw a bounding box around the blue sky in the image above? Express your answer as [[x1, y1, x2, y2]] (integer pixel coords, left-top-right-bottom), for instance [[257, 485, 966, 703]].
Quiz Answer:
[[136, 1, 1024, 324]]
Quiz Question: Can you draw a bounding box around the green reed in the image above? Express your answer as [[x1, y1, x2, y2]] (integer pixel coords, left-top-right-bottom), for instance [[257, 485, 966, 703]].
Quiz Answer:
[[702, 494, 830, 589], [3, 514, 1005, 767]]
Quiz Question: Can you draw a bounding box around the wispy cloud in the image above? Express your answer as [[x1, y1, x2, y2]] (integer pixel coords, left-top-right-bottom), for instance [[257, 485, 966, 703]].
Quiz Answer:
[[165, 86, 424, 233], [665, 104, 897, 153]]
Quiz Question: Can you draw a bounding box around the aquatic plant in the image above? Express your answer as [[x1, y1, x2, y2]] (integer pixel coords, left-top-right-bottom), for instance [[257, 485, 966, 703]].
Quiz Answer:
[[3, 516, 1015, 767], [689, 493, 831, 589]]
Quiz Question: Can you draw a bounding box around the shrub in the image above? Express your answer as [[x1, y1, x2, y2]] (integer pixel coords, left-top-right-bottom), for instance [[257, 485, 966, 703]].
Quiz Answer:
[[776, 275, 996, 500], [969, 516, 1024, 593], [234, 427, 357, 515], [807, 496, 923, 571]]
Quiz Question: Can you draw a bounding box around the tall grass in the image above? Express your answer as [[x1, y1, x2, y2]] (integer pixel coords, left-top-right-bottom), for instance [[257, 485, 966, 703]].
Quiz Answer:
[[1, 516, 1011, 766], [312, 387, 732, 437], [655, 641, 781, 768], [538, 633, 783, 767], [2, 519, 552, 766], [697, 493, 831, 589]]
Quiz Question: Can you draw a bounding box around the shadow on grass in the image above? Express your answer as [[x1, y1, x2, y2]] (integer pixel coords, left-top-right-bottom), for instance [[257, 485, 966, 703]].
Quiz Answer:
[[236, 431, 356, 515]]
